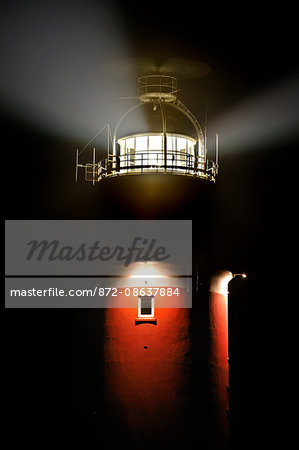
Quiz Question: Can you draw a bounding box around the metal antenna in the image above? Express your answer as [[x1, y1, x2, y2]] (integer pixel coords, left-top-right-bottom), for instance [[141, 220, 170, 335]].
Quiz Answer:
[[204, 105, 208, 159], [107, 124, 110, 156], [92, 147, 96, 186], [75, 149, 79, 182], [216, 133, 219, 167]]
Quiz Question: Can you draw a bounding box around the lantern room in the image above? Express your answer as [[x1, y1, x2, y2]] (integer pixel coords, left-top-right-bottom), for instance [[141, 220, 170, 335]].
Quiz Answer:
[[117, 132, 201, 175], [76, 74, 218, 183]]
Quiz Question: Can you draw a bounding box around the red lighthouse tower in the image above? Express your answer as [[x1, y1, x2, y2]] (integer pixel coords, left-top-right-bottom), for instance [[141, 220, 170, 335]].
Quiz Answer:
[[76, 74, 241, 449]]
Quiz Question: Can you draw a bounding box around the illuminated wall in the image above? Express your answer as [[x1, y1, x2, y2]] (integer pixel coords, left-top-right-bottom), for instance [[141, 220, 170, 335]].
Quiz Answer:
[[208, 270, 232, 447], [103, 271, 231, 448], [103, 289, 190, 445]]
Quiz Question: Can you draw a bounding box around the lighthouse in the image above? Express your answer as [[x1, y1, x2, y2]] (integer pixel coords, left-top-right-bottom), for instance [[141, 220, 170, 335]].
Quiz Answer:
[[76, 73, 241, 449]]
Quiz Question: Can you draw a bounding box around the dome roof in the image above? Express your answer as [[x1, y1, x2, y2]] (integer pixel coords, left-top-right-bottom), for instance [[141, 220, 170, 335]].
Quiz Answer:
[[116, 101, 201, 142]]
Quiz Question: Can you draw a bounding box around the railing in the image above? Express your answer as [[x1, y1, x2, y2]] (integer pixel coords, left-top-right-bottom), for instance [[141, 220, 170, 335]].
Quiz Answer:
[[138, 75, 178, 102], [86, 150, 218, 182], [119, 150, 199, 170]]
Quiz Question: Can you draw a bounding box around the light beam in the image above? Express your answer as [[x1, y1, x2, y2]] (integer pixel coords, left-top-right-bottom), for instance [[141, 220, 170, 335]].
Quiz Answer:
[[0, 0, 138, 146], [209, 73, 299, 154]]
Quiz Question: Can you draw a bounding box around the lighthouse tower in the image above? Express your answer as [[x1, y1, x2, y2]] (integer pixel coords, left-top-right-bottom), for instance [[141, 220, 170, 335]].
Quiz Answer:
[[76, 74, 236, 450]]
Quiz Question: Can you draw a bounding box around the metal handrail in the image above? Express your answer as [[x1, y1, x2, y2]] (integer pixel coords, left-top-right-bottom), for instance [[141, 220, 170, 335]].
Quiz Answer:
[[78, 152, 217, 183], [138, 75, 178, 99], [118, 150, 203, 164], [97, 150, 217, 181]]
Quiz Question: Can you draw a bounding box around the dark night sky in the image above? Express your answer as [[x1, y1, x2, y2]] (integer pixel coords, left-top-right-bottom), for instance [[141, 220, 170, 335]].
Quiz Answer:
[[2, 1, 298, 449]]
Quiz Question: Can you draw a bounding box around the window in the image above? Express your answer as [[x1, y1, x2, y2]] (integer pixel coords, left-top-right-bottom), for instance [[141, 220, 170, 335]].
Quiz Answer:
[[138, 296, 155, 318], [118, 133, 196, 172], [135, 136, 147, 151]]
